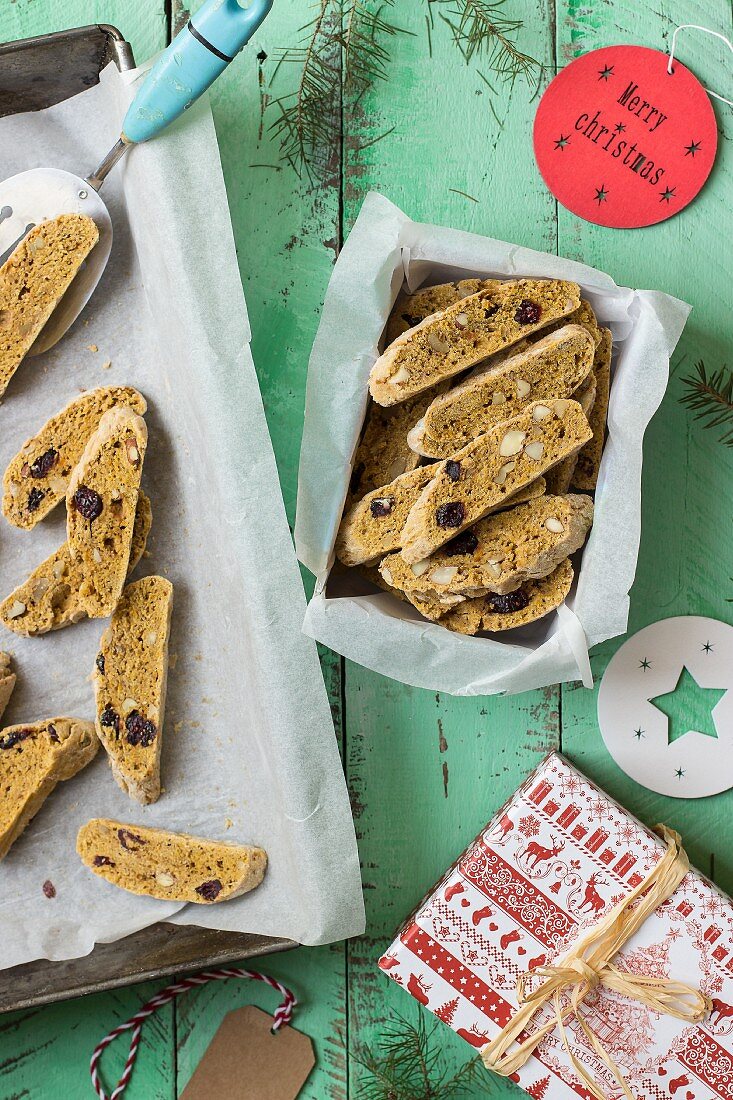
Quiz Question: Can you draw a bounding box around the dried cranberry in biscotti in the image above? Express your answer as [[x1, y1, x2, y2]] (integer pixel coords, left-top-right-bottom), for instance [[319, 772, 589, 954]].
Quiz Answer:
[[72, 485, 103, 520], [436, 501, 465, 529], [30, 448, 58, 478], [27, 487, 45, 513], [445, 529, 479, 556], [125, 712, 157, 747], [195, 879, 223, 901], [514, 299, 542, 325], [370, 497, 394, 518], [487, 589, 530, 614]]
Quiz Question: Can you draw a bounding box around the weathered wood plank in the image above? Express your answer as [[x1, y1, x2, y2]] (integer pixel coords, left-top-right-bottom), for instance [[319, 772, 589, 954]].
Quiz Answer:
[[171, 3, 348, 1098], [557, 0, 733, 893], [341, 2, 559, 1094]]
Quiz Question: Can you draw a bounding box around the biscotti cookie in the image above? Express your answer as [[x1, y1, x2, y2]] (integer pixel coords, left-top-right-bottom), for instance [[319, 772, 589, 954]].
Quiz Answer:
[[572, 327, 612, 490], [384, 279, 503, 345], [399, 400, 592, 564], [0, 215, 99, 397], [67, 406, 147, 618], [349, 385, 448, 499], [0, 718, 98, 861], [0, 491, 151, 637], [408, 324, 595, 458], [544, 373, 597, 495], [369, 279, 581, 406], [3, 386, 147, 529], [338, 460, 547, 569], [337, 464, 440, 567], [380, 494, 593, 612], [442, 558, 574, 635], [0, 653, 15, 722], [77, 819, 267, 904], [93, 575, 173, 805]]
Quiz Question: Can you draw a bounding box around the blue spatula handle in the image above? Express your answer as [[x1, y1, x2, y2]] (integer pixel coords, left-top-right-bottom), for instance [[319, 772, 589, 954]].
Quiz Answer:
[[122, 0, 272, 144]]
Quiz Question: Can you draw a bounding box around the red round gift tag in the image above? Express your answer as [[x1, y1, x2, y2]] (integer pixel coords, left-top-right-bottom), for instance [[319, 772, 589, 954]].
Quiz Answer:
[[533, 45, 718, 228]]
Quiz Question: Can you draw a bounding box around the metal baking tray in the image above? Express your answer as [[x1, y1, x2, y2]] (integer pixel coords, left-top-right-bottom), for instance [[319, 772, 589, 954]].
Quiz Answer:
[[0, 25, 292, 1012]]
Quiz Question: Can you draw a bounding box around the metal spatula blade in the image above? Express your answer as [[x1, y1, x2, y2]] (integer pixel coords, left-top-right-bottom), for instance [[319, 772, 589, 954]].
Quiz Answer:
[[0, 169, 113, 355], [0, 0, 272, 355]]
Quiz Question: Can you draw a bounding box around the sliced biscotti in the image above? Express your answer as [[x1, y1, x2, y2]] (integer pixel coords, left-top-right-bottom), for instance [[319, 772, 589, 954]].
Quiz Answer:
[[384, 279, 503, 345], [545, 373, 597, 495], [93, 576, 173, 805], [338, 458, 547, 569], [0, 654, 15, 722], [442, 559, 574, 635], [573, 327, 612, 490], [409, 324, 595, 459], [66, 406, 147, 618], [0, 718, 98, 861], [0, 491, 151, 637], [381, 494, 593, 612], [399, 400, 592, 564], [0, 215, 99, 397], [349, 385, 448, 500], [337, 464, 440, 567], [77, 819, 267, 904], [3, 386, 147, 529], [370, 279, 581, 406]]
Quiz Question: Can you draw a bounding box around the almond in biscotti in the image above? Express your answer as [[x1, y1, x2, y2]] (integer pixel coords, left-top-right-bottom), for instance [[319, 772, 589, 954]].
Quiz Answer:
[[442, 558, 574, 635], [77, 818, 267, 904], [0, 718, 98, 861], [66, 406, 147, 618], [0, 653, 15, 722], [0, 215, 99, 397], [383, 279, 505, 345], [410, 324, 595, 459], [380, 494, 593, 613], [369, 279, 581, 406], [544, 372, 597, 495], [93, 575, 173, 805], [572, 327, 612, 490], [399, 400, 592, 564], [3, 386, 147, 529], [0, 491, 151, 637]]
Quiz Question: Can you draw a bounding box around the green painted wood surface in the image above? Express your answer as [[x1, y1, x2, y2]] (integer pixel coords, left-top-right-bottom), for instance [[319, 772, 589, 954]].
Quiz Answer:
[[0, 1, 731, 1097]]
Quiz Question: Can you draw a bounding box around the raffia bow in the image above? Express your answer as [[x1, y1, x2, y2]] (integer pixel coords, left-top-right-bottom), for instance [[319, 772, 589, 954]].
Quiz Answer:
[[481, 826, 711, 1100]]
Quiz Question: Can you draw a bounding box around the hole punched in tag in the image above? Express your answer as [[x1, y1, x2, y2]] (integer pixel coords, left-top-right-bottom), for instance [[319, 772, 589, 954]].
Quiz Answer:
[[180, 1005, 315, 1100]]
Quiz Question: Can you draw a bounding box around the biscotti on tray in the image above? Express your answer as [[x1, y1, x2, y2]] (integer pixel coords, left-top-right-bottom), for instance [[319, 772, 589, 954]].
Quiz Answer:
[[0, 214, 99, 398], [333, 275, 613, 637]]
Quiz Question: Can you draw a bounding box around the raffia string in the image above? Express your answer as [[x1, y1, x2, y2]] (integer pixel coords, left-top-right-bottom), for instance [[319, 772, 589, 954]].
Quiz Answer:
[[481, 826, 711, 1100]]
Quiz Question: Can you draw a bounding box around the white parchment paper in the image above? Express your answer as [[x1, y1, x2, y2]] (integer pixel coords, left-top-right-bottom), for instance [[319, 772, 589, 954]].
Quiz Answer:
[[0, 64, 364, 969], [296, 193, 690, 696]]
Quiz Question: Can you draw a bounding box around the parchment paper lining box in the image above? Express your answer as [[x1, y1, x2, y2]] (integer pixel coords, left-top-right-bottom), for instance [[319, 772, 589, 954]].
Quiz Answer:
[[295, 193, 690, 696]]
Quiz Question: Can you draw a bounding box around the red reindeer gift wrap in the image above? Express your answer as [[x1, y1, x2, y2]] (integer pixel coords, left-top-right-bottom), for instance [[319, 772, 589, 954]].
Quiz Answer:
[[379, 753, 732, 1100]]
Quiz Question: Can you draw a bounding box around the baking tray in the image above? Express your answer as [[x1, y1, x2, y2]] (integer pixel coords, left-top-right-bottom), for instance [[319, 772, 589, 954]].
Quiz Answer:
[[0, 25, 293, 1013]]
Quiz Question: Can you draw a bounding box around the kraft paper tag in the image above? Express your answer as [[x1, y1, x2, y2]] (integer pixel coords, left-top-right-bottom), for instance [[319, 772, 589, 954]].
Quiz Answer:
[[181, 1005, 315, 1100]]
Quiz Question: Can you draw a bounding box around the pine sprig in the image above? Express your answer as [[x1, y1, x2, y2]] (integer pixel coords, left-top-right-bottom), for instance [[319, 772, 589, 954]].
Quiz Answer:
[[351, 1012, 493, 1099], [267, 0, 541, 175], [432, 0, 544, 89], [679, 360, 733, 446], [268, 1, 406, 177]]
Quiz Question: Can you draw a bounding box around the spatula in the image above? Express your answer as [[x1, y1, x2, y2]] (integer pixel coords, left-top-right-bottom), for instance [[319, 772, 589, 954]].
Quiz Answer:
[[0, 0, 272, 354]]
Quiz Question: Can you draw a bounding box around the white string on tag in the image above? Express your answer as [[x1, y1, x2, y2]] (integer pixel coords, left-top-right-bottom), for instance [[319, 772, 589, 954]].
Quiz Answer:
[[667, 23, 733, 107]]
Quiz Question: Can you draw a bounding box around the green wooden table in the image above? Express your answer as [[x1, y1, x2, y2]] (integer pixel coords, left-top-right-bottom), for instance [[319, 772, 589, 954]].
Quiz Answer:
[[1, 1, 731, 1096]]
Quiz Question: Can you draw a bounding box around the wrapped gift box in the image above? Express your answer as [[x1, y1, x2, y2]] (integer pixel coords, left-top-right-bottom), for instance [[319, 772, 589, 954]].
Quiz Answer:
[[379, 753, 733, 1099]]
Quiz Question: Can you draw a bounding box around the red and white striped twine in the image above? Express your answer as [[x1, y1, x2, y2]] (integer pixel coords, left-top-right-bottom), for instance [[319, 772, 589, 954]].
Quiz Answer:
[[90, 966, 297, 1100]]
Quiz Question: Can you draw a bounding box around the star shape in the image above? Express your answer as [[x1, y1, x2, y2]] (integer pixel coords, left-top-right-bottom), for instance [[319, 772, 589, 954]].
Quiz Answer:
[[639, 657, 652, 671], [633, 728, 645, 740], [594, 184, 609, 205], [650, 666, 727, 744], [554, 134, 571, 150], [598, 64, 614, 81], [685, 140, 701, 157], [675, 767, 685, 779], [660, 186, 677, 204], [614, 122, 626, 134], [702, 641, 714, 653]]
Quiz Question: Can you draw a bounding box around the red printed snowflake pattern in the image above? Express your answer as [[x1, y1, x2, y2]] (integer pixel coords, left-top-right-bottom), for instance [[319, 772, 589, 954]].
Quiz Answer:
[[587, 796, 610, 821], [615, 822, 638, 846], [519, 814, 541, 838]]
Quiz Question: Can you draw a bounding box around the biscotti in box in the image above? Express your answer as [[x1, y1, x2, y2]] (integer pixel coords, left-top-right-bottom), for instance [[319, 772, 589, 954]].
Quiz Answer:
[[295, 193, 690, 695], [379, 752, 731, 1100]]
